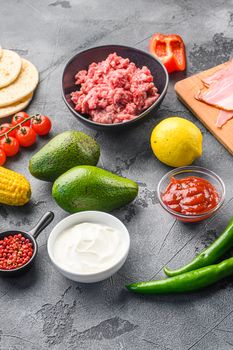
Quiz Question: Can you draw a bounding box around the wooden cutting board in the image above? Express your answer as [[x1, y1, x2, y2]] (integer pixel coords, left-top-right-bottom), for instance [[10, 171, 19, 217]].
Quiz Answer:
[[175, 62, 233, 155]]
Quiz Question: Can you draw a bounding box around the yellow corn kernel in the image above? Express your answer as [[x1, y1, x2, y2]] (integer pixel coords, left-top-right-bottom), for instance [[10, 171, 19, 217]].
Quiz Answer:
[[0, 167, 31, 206]]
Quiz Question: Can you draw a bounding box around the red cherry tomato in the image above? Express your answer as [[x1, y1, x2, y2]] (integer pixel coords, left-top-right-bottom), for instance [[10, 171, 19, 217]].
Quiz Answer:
[[0, 123, 16, 138], [0, 149, 6, 166], [31, 115, 52, 136], [12, 111, 31, 128], [0, 136, 19, 156], [16, 126, 37, 147]]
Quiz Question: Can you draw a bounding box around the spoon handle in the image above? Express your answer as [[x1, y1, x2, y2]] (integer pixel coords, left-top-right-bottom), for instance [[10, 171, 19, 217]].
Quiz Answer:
[[28, 211, 54, 239]]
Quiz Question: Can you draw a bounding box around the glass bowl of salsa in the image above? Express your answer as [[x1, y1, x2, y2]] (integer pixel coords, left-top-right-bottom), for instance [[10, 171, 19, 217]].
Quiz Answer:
[[157, 166, 225, 223]]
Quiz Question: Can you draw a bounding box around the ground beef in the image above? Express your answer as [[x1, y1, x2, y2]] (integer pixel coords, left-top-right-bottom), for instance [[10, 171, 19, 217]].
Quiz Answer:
[[71, 52, 160, 124]]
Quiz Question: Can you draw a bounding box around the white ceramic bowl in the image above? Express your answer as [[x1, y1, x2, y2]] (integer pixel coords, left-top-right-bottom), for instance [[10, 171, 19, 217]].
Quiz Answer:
[[47, 211, 130, 283]]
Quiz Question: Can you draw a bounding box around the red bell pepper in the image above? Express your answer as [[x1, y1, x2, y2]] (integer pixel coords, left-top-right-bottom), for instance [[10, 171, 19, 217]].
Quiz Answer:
[[149, 33, 186, 74]]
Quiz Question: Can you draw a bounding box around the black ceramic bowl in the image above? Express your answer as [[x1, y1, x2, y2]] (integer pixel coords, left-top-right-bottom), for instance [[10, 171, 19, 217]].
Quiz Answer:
[[62, 45, 169, 131]]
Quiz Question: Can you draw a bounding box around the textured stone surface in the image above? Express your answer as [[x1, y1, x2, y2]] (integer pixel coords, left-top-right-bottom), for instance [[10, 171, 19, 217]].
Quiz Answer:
[[0, 0, 233, 349]]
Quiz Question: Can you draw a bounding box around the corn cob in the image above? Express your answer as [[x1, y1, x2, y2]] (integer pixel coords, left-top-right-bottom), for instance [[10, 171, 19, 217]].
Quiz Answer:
[[0, 167, 31, 206]]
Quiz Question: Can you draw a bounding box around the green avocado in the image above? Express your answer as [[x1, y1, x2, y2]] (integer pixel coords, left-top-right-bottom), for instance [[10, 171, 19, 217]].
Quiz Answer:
[[29, 131, 100, 181], [52, 165, 138, 213]]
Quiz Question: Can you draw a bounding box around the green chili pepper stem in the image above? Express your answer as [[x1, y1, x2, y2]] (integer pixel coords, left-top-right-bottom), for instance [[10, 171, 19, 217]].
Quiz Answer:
[[126, 256, 233, 294], [164, 216, 233, 277]]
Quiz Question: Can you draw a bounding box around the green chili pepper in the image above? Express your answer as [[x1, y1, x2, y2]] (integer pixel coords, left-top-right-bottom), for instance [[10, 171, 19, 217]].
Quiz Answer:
[[126, 256, 233, 294], [164, 216, 233, 277]]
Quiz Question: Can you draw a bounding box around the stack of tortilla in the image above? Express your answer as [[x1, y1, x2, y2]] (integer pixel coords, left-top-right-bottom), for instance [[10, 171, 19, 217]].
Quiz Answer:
[[0, 47, 39, 118]]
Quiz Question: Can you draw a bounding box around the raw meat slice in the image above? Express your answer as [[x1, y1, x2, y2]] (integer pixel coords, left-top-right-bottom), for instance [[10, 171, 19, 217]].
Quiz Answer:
[[202, 60, 233, 87], [195, 59, 233, 128], [216, 110, 233, 128], [196, 73, 233, 111]]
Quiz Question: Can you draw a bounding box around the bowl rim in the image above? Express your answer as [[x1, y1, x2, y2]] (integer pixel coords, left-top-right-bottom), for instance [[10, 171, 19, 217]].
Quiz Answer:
[[47, 211, 130, 277], [157, 166, 226, 219], [61, 44, 169, 128]]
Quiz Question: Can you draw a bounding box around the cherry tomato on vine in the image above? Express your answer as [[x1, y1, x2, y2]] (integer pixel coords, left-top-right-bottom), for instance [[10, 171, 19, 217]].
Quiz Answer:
[[0, 123, 16, 138], [31, 115, 52, 136], [12, 112, 31, 128], [16, 126, 37, 147], [0, 136, 19, 156], [0, 149, 6, 166]]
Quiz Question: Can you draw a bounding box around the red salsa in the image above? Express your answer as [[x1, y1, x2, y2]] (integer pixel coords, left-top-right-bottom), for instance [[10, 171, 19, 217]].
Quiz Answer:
[[0, 233, 33, 270], [162, 176, 219, 216]]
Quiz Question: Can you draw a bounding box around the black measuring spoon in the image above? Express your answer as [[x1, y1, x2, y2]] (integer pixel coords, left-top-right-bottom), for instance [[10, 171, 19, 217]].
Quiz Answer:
[[0, 211, 54, 276]]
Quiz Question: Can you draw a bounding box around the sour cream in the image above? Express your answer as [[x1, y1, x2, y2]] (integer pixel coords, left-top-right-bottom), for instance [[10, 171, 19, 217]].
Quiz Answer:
[[53, 222, 128, 274]]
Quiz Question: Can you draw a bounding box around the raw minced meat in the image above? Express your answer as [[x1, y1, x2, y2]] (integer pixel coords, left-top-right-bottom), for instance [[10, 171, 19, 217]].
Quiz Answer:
[[71, 52, 160, 124]]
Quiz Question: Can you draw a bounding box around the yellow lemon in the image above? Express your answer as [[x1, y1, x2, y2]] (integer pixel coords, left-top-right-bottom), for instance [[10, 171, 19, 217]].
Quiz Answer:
[[150, 117, 202, 167]]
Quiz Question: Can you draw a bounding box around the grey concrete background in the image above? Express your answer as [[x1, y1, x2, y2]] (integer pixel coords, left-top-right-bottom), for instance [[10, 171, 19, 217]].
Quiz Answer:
[[0, 0, 233, 349]]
